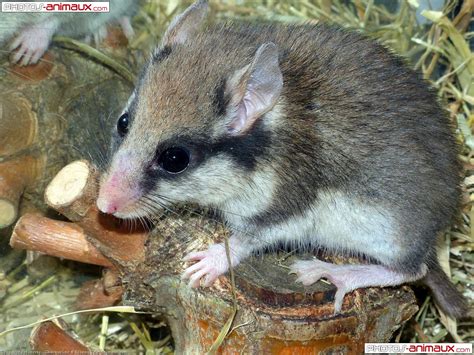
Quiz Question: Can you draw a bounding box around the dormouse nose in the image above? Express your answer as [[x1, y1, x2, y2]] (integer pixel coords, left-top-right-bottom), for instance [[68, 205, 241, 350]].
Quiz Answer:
[[97, 149, 142, 216], [96, 195, 119, 214], [96, 168, 143, 216]]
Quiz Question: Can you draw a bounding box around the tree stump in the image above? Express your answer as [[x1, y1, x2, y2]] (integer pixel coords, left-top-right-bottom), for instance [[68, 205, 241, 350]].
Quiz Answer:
[[10, 160, 418, 353], [125, 215, 418, 354]]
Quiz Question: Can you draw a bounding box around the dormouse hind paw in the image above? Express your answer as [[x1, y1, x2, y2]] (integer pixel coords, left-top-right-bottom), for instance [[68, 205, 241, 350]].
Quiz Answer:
[[290, 259, 352, 313], [290, 258, 426, 314]]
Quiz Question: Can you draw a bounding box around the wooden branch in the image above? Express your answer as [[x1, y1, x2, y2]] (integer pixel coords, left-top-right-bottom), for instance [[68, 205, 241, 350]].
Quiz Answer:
[[45, 160, 148, 268], [10, 213, 112, 267], [30, 320, 89, 352], [0, 156, 43, 228], [78, 207, 148, 267]]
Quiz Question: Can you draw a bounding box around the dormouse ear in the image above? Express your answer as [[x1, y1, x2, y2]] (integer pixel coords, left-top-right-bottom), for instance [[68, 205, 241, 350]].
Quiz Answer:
[[161, 0, 208, 46], [226, 42, 283, 135]]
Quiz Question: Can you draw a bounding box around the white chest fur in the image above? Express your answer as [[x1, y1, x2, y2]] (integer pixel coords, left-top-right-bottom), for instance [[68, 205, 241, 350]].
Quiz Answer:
[[226, 189, 401, 264]]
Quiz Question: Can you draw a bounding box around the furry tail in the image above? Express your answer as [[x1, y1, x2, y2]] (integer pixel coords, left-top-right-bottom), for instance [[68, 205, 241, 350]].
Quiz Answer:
[[423, 262, 468, 319]]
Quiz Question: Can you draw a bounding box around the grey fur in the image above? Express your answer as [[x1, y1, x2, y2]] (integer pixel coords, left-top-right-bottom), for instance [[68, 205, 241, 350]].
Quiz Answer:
[[103, 5, 465, 318]]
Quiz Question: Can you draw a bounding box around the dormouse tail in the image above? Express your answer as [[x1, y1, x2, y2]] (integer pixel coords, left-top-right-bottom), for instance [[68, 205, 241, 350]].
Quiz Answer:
[[423, 262, 468, 319]]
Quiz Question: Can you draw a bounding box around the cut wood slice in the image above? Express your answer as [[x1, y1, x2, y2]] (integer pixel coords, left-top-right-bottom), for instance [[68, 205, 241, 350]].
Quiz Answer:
[[44, 160, 99, 222], [0, 155, 44, 228], [0, 93, 37, 156], [0, 198, 16, 229]]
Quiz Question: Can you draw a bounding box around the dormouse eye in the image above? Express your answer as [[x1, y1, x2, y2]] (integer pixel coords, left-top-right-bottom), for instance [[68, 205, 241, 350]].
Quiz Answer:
[[158, 147, 190, 174], [117, 113, 129, 137]]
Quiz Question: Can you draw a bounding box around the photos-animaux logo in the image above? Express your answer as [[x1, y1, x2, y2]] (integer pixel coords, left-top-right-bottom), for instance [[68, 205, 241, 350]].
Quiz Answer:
[[1, 1, 110, 12]]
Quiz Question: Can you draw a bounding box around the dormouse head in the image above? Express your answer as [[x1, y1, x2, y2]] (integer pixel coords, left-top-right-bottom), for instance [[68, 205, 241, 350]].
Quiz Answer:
[[97, 0, 283, 219]]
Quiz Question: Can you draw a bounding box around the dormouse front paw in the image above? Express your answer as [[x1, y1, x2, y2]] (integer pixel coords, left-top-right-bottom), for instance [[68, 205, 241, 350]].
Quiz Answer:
[[182, 243, 235, 288], [10, 21, 57, 66]]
